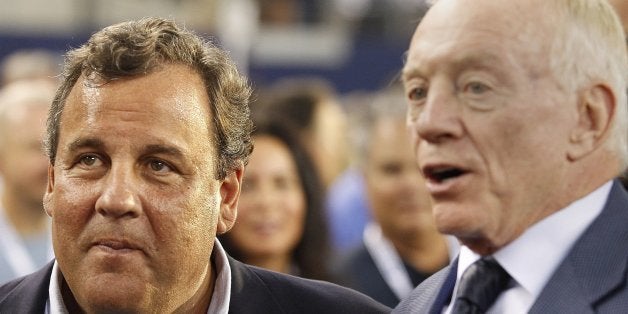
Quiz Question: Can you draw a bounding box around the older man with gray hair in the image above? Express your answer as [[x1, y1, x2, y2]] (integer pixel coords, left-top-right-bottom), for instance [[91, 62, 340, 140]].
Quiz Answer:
[[0, 79, 55, 284], [395, 0, 628, 312]]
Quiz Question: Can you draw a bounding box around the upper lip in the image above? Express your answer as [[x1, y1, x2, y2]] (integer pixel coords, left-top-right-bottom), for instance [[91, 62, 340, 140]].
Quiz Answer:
[[421, 162, 469, 183]]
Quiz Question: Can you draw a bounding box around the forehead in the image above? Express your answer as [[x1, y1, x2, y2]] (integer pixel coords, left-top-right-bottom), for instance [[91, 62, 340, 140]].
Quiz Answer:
[[403, 0, 550, 79], [60, 64, 214, 151], [368, 118, 412, 155], [251, 135, 292, 163]]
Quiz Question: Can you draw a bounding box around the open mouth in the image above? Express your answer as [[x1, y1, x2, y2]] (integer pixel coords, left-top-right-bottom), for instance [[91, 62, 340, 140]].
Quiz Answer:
[[423, 166, 467, 183]]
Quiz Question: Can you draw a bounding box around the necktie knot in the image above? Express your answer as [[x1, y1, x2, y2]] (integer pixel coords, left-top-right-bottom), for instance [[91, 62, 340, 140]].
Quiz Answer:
[[452, 257, 512, 314]]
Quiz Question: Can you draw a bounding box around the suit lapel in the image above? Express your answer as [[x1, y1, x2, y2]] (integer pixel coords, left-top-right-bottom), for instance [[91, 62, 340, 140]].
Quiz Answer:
[[530, 180, 628, 313], [228, 256, 282, 313], [393, 258, 457, 313], [429, 258, 458, 314], [0, 260, 53, 313]]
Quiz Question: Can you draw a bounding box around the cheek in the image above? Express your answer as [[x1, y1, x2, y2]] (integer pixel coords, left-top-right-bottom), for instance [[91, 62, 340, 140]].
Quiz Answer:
[[48, 183, 97, 261], [283, 190, 307, 235], [235, 193, 255, 217], [166, 191, 218, 239], [284, 187, 306, 216], [49, 177, 97, 223], [366, 174, 398, 207], [148, 193, 219, 274]]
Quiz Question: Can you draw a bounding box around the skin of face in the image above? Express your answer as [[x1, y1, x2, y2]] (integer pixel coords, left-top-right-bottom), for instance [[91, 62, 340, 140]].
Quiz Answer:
[[311, 100, 348, 188], [43, 64, 243, 313], [364, 117, 435, 240], [0, 104, 49, 208], [402, 0, 586, 255], [230, 135, 306, 265]]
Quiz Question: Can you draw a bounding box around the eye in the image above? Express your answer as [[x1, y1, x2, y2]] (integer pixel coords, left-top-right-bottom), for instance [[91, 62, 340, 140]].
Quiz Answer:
[[407, 86, 428, 101], [274, 176, 294, 191], [78, 154, 102, 167], [149, 159, 172, 173], [381, 163, 402, 176], [465, 81, 490, 94]]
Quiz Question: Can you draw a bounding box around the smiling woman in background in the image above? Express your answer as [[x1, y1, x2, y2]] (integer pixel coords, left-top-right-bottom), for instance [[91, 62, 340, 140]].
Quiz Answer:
[[219, 120, 332, 281]]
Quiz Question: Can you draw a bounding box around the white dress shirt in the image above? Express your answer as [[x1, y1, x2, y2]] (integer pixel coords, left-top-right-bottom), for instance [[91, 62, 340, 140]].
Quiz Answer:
[[46, 238, 232, 314], [363, 222, 459, 300], [445, 180, 612, 314]]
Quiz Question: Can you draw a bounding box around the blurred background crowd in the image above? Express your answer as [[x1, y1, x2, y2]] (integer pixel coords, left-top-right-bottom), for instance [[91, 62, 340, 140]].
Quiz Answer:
[[0, 0, 447, 307], [16, 0, 628, 309], [0, 0, 429, 91]]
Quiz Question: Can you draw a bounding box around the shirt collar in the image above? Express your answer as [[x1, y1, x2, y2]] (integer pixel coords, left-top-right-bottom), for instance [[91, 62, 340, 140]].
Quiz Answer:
[[457, 180, 612, 299], [207, 239, 231, 314], [46, 238, 232, 314]]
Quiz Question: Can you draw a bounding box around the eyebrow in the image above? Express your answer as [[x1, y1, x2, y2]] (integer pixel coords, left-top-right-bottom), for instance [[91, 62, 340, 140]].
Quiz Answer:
[[142, 144, 185, 159], [401, 66, 422, 83], [66, 138, 185, 159], [67, 137, 106, 153], [401, 52, 505, 83]]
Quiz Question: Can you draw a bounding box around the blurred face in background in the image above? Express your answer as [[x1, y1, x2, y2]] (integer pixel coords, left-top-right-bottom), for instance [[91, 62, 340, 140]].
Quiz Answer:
[[0, 99, 49, 207], [231, 135, 306, 260], [310, 99, 349, 188], [364, 117, 435, 239]]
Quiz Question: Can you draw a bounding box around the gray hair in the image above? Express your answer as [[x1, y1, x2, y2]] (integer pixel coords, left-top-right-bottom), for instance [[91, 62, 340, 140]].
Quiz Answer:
[[548, 0, 627, 167], [0, 79, 56, 149]]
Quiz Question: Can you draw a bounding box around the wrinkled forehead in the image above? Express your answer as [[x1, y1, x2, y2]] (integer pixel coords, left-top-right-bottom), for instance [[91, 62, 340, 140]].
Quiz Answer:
[[404, 0, 553, 76], [415, 0, 550, 42]]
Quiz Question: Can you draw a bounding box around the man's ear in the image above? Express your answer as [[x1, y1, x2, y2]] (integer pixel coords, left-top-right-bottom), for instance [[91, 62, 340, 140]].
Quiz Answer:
[[43, 162, 55, 217], [567, 84, 615, 161], [216, 163, 244, 235]]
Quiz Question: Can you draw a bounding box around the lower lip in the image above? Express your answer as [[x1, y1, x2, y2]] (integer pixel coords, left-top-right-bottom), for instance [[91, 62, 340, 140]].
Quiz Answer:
[[425, 173, 470, 195], [93, 245, 140, 255]]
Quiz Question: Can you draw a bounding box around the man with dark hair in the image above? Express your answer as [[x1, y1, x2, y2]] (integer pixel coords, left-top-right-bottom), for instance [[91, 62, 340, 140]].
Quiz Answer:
[[0, 17, 389, 314]]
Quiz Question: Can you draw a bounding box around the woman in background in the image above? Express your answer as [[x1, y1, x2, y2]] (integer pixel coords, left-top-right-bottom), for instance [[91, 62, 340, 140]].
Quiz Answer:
[[219, 120, 332, 281]]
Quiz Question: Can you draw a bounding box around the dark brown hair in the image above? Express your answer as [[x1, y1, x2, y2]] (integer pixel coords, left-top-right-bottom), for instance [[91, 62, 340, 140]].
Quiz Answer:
[[220, 119, 332, 281], [45, 17, 253, 179]]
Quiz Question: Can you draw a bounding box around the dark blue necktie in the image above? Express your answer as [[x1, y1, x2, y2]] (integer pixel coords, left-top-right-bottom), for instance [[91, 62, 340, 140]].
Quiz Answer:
[[451, 257, 512, 314]]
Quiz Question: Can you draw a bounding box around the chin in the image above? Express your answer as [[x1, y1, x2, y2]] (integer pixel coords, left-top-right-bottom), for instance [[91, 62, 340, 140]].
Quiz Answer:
[[433, 208, 483, 238], [78, 274, 151, 312]]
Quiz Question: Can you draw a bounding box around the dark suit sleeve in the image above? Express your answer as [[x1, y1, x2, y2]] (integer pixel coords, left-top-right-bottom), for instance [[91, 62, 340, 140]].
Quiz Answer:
[[0, 261, 54, 314], [229, 256, 390, 314]]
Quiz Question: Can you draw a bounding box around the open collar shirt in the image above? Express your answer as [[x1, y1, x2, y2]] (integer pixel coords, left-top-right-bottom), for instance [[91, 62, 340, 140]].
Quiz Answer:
[[45, 239, 232, 314]]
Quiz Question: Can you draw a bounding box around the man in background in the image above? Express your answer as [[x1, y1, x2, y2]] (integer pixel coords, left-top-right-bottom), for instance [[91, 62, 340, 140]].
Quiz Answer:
[[0, 79, 55, 284], [333, 86, 456, 307], [395, 0, 628, 312]]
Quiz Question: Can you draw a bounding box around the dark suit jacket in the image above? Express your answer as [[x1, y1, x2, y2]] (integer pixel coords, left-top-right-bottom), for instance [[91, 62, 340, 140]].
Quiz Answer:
[[394, 180, 628, 313], [332, 243, 401, 308], [0, 255, 390, 313]]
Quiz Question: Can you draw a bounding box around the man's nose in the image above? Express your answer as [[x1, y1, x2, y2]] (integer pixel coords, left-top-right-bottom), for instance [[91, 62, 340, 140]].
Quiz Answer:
[[408, 85, 463, 143], [95, 164, 141, 219]]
